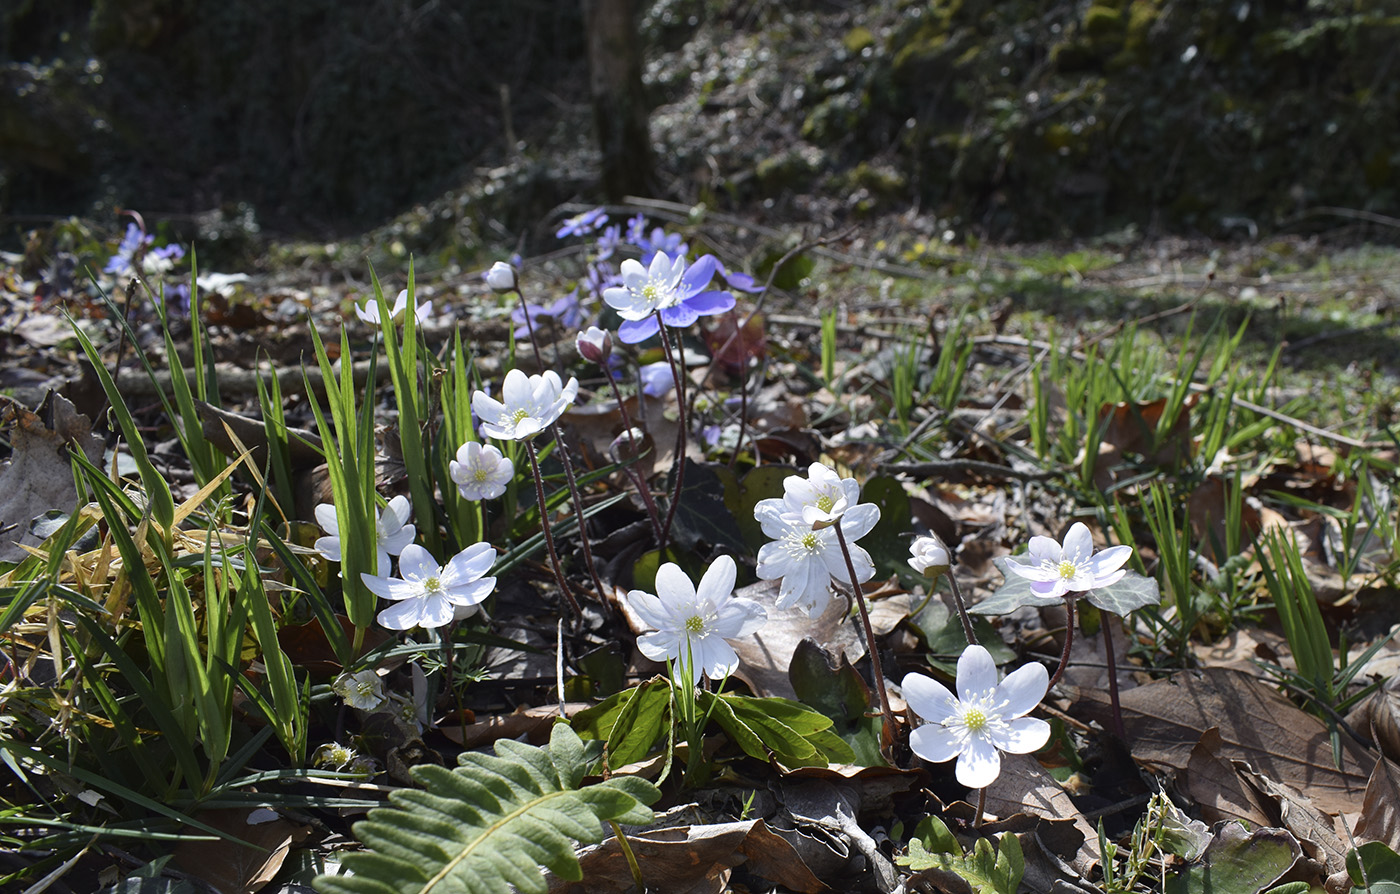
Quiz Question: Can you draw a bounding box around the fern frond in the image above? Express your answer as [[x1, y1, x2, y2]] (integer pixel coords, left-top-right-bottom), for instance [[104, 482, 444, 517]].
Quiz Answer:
[[314, 723, 660, 894]]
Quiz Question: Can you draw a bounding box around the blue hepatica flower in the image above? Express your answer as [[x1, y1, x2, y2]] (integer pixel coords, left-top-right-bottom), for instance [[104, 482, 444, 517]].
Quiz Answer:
[[603, 252, 735, 344], [511, 289, 584, 339], [556, 208, 609, 240], [104, 223, 153, 275]]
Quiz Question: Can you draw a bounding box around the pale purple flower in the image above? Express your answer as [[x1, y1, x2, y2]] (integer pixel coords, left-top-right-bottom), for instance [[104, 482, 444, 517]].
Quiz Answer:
[[556, 208, 609, 239], [511, 290, 582, 339], [595, 224, 622, 260], [472, 369, 579, 441], [639, 361, 674, 398], [627, 556, 766, 683], [362, 543, 498, 631], [603, 253, 735, 344], [904, 645, 1050, 788], [1006, 522, 1133, 600], [638, 227, 687, 265], [449, 441, 514, 501], [314, 495, 416, 573], [716, 260, 764, 293]]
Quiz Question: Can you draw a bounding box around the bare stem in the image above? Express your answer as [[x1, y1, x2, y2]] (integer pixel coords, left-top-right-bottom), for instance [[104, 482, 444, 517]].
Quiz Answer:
[[551, 423, 610, 613], [602, 372, 664, 542], [974, 787, 986, 831], [513, 288, 547, 370], [524, 439, 581, 617], [833, 518, 896, 750], [1102, 616, 1126, 739], [1048, 596, 1076, 689], [656, 313, 688, 552], [946, 571, 978, 646]]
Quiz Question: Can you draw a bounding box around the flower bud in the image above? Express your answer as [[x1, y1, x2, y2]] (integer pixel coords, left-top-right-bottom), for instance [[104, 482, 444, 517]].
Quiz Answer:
[[576, 326, 612, 365], [608, 426, 654, 465], [485, 261, 517, 293], [909, 534, 952, 582]]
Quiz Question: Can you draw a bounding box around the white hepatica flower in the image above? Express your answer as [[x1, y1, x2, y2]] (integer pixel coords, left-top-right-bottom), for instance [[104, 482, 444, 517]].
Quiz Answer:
[[909, 534, 951, 576], [471, 369, 579, 442], [1006, 522, 1133, 600], [780, 461, 860, 528], [314, 495, 416, 573], [903, 645, 1050, 788], [628, 555, 766, 683], [753, 501, 880, 617], [361, 543, 498, 631], [602, 253, 686, 320], [332, 669, 387, 711], [449, 441, 514, 501], [485, 261, 517, 293], [355, 288, 433, 325]]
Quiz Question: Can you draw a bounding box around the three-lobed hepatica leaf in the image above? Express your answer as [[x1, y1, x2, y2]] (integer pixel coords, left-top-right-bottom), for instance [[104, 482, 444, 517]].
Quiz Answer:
[[313, 723, 659, 894], [972, 556, 1160, 617]]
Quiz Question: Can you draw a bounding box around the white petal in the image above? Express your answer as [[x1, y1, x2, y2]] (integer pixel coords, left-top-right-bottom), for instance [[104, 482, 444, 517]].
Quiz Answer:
[[636, 630, 681, 664], [695, 556, 737, 606], [1062, 523, 1094, 564], [443, 542, 497, 583], [839, 503, 881, 540], [445, 576, 496, 607], [376, 599, 424, 630], [653, 562, 697, 604], [397, 545, 439, 581], [955, 737, 1002, 788], [901, 673, 959, 725], [500, 368, 533, 406], [996, 662, 1050, 718], [380, 525, 416, 556], [1090, 545, 1133, 578], [994, 716, 1051, 754], [696, 637, 739, 680], [714, 599, 767, 638], [909, 723, 962, 764], [628, 590, 674, 631], [359, 572, 399, 600], [1025, 535, 1063, 564], [314, 535, 342, 562], [314, 504, 339, 535], [384, 495, 412, 529], [956, 646, 999, 700]]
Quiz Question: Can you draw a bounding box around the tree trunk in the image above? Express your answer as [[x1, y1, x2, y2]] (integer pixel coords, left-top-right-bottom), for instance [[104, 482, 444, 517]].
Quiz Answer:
[[582, 0, 652, 200]]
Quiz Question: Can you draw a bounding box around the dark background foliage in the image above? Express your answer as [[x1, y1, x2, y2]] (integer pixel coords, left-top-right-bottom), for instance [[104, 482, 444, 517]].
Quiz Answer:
[[3, 0, 1398, 242]]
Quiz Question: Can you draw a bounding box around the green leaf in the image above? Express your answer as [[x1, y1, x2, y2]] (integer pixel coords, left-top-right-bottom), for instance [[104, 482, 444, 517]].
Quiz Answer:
[[1348, 842, 1400, 894], [732, 465, 791, 552], [860, 476, 915, 582], [1164, 823, 1300, 894], [670, 460, 748, 554], [1084, 570, 1160, 615], [314, 724, 659, 894], [605, 679, 673, 768], [788, 639, 884, 766], [899, 828, 1025, 894]]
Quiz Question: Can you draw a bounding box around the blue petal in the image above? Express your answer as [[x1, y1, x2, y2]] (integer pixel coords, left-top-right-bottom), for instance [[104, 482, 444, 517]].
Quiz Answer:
[[618, 316, 661, 343]]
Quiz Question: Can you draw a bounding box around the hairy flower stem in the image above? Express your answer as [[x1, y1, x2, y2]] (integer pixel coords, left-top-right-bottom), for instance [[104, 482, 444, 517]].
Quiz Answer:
[[946, 572, 978, 646], [1048, 596, 1076, 689], [512, 288, 548, 370], [1102, 618, 1126, 739], [656, 312, 687, 552], [601, 373, 664, 542], [551, 423, 610, 613], [833, 518, 896, 749], [524, 440, 581, 617], [974, 787, 987, 831]]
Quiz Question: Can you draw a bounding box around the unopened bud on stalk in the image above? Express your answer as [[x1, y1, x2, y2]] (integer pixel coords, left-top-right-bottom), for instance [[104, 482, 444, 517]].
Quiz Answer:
[[576, 326, 612, 365], [909, 534, 952, 586], [485, 261, 517, 293]]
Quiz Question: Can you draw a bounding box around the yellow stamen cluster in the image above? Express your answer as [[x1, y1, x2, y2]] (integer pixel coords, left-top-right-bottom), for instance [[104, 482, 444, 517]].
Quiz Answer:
[[1057, 560, 1078, 580], [685, 615, 705, 633]]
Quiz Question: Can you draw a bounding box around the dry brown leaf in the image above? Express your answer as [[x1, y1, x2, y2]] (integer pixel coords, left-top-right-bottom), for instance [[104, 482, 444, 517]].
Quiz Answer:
[[983, 752, 1101, 875], [1182, 728, 1276, 826], [438, 703, 592, 749], [171, 808, 309, 894], [1074, 668, 1373, 815], [1237, 761, 1350, 876], [0, 392, 104, 562], [1353, 756, 1400, 853], [727, 580, 863, 700], [1192, 627, 1287, 673], [550, 819, 826, 894]]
